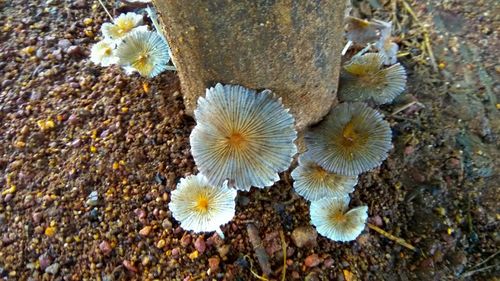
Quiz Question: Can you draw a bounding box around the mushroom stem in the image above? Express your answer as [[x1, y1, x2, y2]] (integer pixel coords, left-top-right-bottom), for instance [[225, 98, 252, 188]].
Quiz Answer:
[[216, 228, 225, 240], [341, 40, 353, 56], [352, 43, 373, 59]]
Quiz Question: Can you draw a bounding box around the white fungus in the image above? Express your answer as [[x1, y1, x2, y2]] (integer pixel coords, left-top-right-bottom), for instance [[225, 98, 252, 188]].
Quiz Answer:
[[190, 83, 297, 191], [89, 39, 118, 67], [101, 12, 147, 40], [310, 196, 368, 242], [304, 102, 392, 176], [338, 53, 406, 105], [291, 152, 358, 201], [169, 174, 236, 237], [115, 30, 170, 78]]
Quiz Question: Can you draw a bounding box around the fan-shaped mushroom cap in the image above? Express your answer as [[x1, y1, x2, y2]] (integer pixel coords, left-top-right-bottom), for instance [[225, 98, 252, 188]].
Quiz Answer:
[[339, 53, 406, 105], [190, 83, 297, 191], [304, 102, 392, 176], [169, 174, 237, 233], [101, 12, 147, 40], [90, 39, 118, 67], [339, 53, 406, 104], [115, 30, 170, 78], [292, 152, 358, 201], [310, 196, 368, 242]]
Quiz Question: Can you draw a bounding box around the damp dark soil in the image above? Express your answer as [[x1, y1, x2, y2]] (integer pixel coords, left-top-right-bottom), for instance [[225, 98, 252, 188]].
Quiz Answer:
[[0, 0, 498, 280]]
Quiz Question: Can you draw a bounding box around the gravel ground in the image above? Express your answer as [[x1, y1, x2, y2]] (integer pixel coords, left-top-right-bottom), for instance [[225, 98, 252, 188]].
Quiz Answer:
[[0, 0, 498, 280]]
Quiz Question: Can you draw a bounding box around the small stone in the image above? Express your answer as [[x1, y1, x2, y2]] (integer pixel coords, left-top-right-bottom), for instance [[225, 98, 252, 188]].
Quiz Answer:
[[88, 208, 99, 222], [404, 146, 415, 155], [86, 191, 98, 206], [67, 114, 79, 125], [134, 208, 146, 220], [156, 239, 166, 249], [38, 253, 52, 270], [45, 263, 60, 275], [208, 256, 220, 273], [171, 248, 180, 258], [139, 226, 152, 236], [180, 234, 191, 246], [71, 139, 82, 147], [162, 218, 172, 229], [45, 226, 56, 237], [99, 241, 112, 255], [304, 254, 321, 267], [72, 0, 86, 9], [83, 18, 93, 26], [188, 250, 199, 260], [36, 48, 44, 58], [122, 260, 137, 273], [194, 236, 206, 254], [1, 79, 12, 88], [4, 193, 13, 202], [66, 45, 83, 57], [29, 91, 41, 101], [291, 226, 317, 248], [141, 255, 150, 266], [369, 215, 383, 227], [323, 258, 334, 268], [217, 244, 230, 258], [57, 39, 71, 49]]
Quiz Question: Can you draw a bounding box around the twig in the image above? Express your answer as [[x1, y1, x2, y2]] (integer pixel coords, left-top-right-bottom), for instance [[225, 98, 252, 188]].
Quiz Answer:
[[460, 264, 499, 279], [247, 223, 272, 277], [468, 250, 500, 270], [243, 255, 269, 281], [390, 101, 425, 116], [97, 0, 114, 22], [280, 230, 287, 281], [400, 0, 438, 72], [367, 223, 417, 252]]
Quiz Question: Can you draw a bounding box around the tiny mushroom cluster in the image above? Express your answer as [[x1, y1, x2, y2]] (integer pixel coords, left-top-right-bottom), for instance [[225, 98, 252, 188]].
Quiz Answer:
[[289, 15, 407, 242], [169, 83, 297, 238], [90, 9, 173, 78], [167, 16, 407, 244]]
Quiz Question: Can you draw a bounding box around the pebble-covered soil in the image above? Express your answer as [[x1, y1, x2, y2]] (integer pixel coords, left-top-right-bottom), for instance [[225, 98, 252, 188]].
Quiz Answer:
[[0, 0, 498, 280]]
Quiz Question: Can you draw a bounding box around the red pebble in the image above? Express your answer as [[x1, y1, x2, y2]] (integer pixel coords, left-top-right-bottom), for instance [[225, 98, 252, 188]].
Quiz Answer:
[[304, 254, 321, 267]]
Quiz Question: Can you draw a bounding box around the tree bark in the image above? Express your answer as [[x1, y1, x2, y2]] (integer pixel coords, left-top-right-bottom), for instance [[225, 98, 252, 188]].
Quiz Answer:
[[153, 0, 346, 131]]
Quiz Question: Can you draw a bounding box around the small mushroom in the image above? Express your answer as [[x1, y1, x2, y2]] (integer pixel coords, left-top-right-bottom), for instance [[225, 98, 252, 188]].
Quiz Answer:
[[291, 152, 357, 201], [89, 39, 118, 67], [190, 83, 297, 191], [345, 16, 391, 46], [101, 12, 147, 40], [169, 174, 236, 237], [339, 53, 406, 105], [304, 102, 392, 176], [310, 196, 368, 242], [115, 30, 170, 78]]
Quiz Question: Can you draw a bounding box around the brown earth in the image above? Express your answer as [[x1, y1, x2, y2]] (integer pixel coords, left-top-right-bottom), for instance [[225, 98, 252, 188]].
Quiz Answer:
[[0, 0, 498, 280]]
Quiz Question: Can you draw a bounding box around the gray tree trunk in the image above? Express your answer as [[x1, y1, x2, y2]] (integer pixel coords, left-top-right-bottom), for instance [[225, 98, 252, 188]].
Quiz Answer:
[[152, 0, 346, 131]]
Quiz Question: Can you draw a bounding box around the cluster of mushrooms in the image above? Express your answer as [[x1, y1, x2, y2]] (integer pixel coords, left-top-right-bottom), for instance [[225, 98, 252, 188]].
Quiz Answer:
[[168, 16, 407, 243], [88, 10, 407, 243], [90, 10, 173, 78]]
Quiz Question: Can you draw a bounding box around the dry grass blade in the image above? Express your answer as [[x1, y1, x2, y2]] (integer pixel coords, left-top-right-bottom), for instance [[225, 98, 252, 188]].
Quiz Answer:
[[367, 223, 417, 252], [280, 230, 287, 281], [243, 255, 270, 281], [399, 0, 438, 72], [97, 0, 114, 21]]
